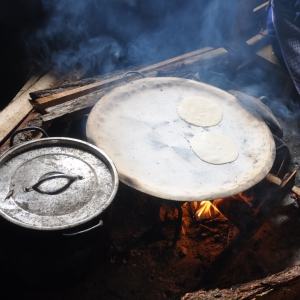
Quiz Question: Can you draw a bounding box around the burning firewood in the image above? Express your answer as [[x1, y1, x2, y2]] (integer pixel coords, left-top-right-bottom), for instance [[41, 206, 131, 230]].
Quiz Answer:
[[196, 170, 296, 289]]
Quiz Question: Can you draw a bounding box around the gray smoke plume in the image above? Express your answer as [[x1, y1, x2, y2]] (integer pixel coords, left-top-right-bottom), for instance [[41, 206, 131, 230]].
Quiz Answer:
[[25, 0, 234, 75]]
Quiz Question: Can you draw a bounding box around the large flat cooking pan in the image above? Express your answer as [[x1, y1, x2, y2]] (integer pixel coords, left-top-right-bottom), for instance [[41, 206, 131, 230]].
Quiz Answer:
[[87, 77, 275, 201]]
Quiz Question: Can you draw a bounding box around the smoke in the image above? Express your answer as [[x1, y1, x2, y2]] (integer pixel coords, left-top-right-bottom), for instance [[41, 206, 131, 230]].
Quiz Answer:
[[25, 0, 124, 74], [25, 0, 234, 75], [23, 0, 299, 124]]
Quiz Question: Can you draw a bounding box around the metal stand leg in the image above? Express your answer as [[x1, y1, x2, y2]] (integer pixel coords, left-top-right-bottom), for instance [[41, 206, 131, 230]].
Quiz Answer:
[[172, 203, 183, 248]]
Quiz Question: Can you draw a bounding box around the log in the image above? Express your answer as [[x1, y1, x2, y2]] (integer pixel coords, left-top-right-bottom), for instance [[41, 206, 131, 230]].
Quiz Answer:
[[32, 47, 228, 111], [182, 264, 300, 300], [197, 170, 297, 289], [0, 67, 63, 146]]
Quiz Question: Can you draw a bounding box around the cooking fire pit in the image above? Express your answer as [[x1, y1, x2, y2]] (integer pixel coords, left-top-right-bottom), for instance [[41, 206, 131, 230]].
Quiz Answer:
[[84, 76, 294, 288]]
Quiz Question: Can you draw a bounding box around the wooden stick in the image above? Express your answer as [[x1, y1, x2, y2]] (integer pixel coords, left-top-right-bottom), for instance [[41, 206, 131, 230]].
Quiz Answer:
[[265, 173, 300, 196], [32, 47, 228, 111]]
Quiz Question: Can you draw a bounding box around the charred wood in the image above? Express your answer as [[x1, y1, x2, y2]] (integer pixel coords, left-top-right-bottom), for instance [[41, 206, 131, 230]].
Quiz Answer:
[[29, 68, 127, 101], [41, 82, 124, 122], [213, 197, 254, 232], [182, 264, 300, 300]]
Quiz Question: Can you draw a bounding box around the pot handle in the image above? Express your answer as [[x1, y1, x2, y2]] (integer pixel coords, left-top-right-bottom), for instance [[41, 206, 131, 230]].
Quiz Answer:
[[10, 126, 49, 147], [24, 172, 83, 195], [63, 220, 104, 236], [123, 71, 145, 83]]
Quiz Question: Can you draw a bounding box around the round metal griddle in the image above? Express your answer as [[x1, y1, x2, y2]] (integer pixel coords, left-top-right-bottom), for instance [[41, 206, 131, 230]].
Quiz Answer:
[[87, 77, 275, 201]]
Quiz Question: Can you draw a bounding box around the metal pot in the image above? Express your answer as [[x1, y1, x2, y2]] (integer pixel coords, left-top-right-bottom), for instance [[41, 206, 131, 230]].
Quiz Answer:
[[0, 127, 119, 286]]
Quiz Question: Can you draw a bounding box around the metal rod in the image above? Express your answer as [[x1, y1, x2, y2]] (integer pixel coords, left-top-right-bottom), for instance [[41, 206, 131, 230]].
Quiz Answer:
[[172, 202, 183, 248]]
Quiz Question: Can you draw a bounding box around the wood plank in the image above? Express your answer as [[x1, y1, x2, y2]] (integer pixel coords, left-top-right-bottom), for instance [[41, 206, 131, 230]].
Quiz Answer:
[[31, 47, 213, 101], [42, 48, 228, 121], [32, 47, 221, 110], [246, 29, 269, 50], [255, 44, 282, 67], [245, 30, 289, 78], [30, 69, 127, 100], [42, 82, 124, 122], [0, 68, 63, 145]]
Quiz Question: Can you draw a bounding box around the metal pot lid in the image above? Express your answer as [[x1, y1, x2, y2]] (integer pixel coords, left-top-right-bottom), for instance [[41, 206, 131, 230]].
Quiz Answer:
[[0, 138, 118, 230], [86, 77, 275, 201]]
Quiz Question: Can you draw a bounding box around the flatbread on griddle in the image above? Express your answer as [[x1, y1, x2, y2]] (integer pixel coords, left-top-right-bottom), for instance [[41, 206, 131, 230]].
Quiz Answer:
[[190, 132, 239, 164], [177, 96, 222, 127]]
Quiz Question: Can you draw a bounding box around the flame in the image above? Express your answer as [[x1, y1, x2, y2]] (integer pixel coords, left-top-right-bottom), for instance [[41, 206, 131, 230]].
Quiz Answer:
[[192, 192, 253, 221], [192, 201, 222, 221]]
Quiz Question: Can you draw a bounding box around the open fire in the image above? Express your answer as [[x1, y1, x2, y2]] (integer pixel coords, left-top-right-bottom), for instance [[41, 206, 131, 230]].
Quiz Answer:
[[192, 201, 222, 221], [192, 193, 253, 221]]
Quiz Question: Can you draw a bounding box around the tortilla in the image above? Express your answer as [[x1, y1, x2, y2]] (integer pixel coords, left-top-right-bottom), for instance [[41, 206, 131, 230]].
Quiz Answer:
[[190, 132, 239, 164], [177, 96, 223, 127]]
